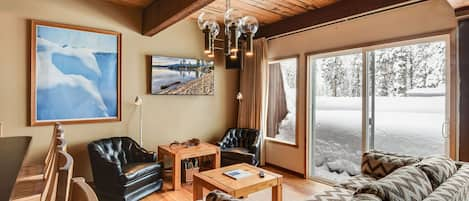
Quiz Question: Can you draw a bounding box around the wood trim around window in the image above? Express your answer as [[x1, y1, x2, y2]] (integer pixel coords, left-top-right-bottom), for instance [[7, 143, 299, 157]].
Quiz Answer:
[[265, 55, 301, 148]]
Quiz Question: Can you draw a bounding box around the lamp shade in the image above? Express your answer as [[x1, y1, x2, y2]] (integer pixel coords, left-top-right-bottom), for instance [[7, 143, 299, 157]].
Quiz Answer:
[[134, 96, 143, 106], [236, 92, 243, 100]]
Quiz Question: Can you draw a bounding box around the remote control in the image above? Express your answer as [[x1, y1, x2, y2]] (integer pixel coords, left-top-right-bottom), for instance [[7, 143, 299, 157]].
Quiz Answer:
[[259, 171, 265, 178]]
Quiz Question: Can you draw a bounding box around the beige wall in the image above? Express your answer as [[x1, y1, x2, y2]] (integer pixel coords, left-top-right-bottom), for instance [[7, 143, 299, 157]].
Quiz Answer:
[[0, 0, 239, 180], [266, 0, 457, 174]]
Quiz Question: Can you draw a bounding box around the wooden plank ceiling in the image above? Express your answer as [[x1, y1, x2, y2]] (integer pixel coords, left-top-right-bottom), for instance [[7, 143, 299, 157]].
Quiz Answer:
[[190, 0, 339, 25], [105, 0, 340, 25], [448, 0, 469, 9], [103, 0, 154, 7], [105, 0, 466, 36]]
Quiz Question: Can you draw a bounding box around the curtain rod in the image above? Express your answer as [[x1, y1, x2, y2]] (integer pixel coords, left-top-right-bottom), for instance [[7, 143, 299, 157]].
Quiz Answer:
[[266, 0, 427, 41]]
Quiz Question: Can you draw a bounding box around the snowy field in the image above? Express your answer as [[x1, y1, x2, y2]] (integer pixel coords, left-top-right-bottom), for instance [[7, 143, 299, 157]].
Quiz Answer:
[[312, 96, 445, 182]]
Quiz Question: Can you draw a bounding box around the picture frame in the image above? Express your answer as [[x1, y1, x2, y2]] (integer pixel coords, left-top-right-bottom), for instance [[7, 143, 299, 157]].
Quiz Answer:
[[149, 55, 215, 96], [30, 20, 122, 126]]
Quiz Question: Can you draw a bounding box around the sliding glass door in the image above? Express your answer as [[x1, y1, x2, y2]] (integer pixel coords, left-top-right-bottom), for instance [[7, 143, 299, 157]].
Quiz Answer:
[[368, 41, 448, 157], [309, 51, 363, 182], [308, 36, 450, 183]]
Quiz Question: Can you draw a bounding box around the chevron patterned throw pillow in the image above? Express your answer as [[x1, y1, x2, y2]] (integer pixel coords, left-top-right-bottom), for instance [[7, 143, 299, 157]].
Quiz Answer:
[[361, 150, 421, 179], [356, 165, 433, 201], [416, 155, 457, 190]]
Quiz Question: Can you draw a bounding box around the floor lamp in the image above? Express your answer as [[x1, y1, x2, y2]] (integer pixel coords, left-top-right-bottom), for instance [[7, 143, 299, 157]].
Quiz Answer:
[[134, 96, 143, 146]]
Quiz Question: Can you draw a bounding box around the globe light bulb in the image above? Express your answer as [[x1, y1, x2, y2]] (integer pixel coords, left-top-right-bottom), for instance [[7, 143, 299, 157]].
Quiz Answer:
[[224, 8, 242, 27], [241, 16, 258, 56], [240, 16, 259, 34], [208, 21, 220, 38], [197, 12, 216, 30]]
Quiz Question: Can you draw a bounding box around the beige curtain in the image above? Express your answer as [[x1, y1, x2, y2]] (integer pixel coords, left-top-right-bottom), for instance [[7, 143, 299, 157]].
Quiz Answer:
[[237, 38, 268, 165], [266, 63, 288, 138], [238, 38, 267, 129]]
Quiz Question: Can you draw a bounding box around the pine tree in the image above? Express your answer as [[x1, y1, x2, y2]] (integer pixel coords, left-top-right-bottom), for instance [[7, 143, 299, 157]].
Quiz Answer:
[[321, 57, 345, 97], [350, 54, 362, 97]]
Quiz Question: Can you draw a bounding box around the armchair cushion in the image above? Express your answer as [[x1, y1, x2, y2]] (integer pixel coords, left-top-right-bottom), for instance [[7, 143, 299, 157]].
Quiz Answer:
[[223, 147, 250, 154], [221, 151, 257, 166], [121, 162, 163, 185]]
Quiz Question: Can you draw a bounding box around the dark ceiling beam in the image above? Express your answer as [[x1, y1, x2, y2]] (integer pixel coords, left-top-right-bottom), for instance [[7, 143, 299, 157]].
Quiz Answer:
[[456, 6, 469, 18], [256, 0, 421, 39], [142, 0, 215, 36]]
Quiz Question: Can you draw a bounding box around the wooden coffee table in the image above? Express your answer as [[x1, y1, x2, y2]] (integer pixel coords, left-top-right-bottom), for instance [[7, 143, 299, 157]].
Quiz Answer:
[[192, 163, 283, 201], [158, 142, 221, 190]]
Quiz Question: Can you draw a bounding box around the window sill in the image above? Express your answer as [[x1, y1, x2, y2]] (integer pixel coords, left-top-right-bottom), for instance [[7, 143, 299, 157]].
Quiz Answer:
[[265, 138, 298, 148]]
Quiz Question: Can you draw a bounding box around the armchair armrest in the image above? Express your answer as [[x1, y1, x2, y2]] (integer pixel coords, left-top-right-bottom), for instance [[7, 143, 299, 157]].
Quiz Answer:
[[131, 145, 157, 163], [89, 152, 124, 187], [216, 141, 226, 149], [247, 134, 261, 154], [217, 132, 231, 148], [100, 159, 124, 176]]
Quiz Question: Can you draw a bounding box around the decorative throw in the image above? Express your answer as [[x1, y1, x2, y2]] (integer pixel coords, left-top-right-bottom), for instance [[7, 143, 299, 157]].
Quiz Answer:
[[361, 150, 420, 179], [416, 155, 457, 190], [335, 175, 377, 191], [351, 193, 382, 201], [356, 165, 433, 201], [423, 164, 469, 201], [205, 190, 240, 201], [307, 187, 355, 201]]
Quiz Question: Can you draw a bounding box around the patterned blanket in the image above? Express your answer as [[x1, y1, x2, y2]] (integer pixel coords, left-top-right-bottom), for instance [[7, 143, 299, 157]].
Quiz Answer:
[[308, 152, 469, 201], [306, 187, 354, 201]]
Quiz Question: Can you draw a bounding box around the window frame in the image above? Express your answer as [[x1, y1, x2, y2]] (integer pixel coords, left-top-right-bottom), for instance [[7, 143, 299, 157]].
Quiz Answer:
[[305, 32, 457, 182], [265, 55, 301, 147]]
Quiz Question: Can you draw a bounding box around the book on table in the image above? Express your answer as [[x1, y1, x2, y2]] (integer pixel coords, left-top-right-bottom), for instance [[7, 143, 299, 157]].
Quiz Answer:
[[223, 169, 252, 180]]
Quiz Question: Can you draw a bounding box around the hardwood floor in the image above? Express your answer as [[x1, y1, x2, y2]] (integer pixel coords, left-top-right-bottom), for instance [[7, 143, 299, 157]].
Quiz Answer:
[[142, 166, 332, 201]]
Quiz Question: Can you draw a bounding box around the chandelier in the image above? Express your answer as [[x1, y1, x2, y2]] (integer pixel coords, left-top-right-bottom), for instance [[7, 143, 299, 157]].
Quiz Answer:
[[197, 0, 259, 58]]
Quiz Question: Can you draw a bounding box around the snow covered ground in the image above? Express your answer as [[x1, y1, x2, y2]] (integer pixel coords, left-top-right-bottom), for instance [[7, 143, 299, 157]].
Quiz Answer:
[[311, 96, 445, 182], [276, 87, 297, 143]]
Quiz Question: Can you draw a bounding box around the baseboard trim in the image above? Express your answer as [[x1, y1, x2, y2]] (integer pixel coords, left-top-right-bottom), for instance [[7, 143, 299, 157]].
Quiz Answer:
[[264, 163, 306, 178]]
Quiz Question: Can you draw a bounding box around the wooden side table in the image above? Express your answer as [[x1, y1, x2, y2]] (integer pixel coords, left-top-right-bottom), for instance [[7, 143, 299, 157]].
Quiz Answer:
[[158, 142, 221, 190], [193, 163, 283, 201]]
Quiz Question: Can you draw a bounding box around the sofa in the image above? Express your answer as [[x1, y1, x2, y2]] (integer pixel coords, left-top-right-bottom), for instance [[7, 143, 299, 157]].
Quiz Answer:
[[88, 137, 164, 201], [308, 150, 469, 201]]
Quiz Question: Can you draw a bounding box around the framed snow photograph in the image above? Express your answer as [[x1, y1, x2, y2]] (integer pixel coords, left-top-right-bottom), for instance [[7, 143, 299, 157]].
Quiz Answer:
[[30, 20, 121, 126], [150, 55, 214, 95]]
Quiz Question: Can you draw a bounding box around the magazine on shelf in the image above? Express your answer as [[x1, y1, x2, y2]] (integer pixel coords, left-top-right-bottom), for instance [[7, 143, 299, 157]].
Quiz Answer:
[[223, 169, 252, 180]]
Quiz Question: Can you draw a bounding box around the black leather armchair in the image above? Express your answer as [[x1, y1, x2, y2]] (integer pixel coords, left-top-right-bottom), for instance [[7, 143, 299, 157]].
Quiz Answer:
[[217, 128, 261, 167], [88, 137, 163, 201]]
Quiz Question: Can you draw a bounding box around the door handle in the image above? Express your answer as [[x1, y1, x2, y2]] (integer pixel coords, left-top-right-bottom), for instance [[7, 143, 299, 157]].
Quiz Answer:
[[442, 121, 448, 139]]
